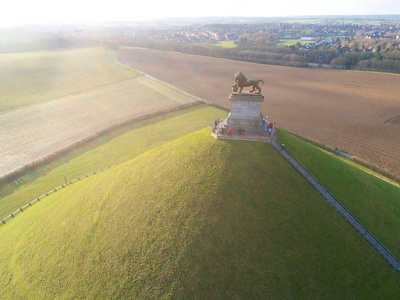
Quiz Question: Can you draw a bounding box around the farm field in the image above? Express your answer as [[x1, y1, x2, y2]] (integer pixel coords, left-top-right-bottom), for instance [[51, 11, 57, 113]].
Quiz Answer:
[[0, 75, 199, 180], [1, 128, 399, 298], [0, 105, 226, 220], [277, 39, 311, 47], [0, 48, 137, 111], [117, 47, 400, 178], [215, 40, 236, 48]]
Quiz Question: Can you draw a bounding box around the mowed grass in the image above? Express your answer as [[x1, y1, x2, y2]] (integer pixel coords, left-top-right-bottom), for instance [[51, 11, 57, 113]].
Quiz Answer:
[[0, 128, 399, 298], [277, 39, 312, 47], [215, 40, 237, 48], [0, 105, 227, 219], [0, 47, 136, 111], [277, 128, 400, 258]]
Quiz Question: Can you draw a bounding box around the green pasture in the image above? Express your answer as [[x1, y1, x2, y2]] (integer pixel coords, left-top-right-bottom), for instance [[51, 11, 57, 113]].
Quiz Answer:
[[277, 129, 400, 258], [0, 105, 226, 220], [197, 41, 237, 48], [277, 39, 313, 47], [0, 48, 136, 111], [1, 128, 399, 298], [215, 41, 237, 48]]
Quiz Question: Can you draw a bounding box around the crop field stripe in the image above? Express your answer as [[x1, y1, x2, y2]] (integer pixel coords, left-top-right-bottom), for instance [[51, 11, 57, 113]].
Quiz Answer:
[[0, 75, 202, 180], [0, 48, 138, 111], [271, 140, 400, 275], [0, 100, 202, 184]]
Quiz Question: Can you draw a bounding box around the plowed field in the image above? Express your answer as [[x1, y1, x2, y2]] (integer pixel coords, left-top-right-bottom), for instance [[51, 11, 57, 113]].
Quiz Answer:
[[0, 76, 197, 179], [117, 47, 400, 178]]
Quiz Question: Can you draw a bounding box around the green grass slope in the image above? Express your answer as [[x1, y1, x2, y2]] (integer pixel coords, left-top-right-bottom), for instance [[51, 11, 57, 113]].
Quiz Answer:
[[0, 105, 227, 219], [0, 47, 136, 111], [1, 128, 399, 298], [277, 129, 400, 259]]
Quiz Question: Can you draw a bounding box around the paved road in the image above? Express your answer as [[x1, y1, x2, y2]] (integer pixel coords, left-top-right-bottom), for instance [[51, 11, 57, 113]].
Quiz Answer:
[[271, 140, 400, 275]]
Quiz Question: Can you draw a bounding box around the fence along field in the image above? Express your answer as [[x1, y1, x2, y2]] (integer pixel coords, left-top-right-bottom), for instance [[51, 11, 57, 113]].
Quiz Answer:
[[0, 48, 137, 111], [0, 105, 225, 221], [0, 50, 199, 181], [117, 47, 400, 179]]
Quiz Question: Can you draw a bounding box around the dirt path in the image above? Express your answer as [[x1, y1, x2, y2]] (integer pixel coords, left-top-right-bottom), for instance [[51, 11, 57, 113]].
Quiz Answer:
[[0, 77, 196, 179]]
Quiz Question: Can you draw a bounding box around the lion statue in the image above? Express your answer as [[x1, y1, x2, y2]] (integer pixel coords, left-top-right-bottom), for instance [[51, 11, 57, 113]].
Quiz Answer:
[[232, 71, 264, 94]]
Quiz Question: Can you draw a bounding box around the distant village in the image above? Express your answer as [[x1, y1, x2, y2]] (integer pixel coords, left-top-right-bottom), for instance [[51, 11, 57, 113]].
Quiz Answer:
[[57, 21, 400, 53], [4, 17, 400, 73]]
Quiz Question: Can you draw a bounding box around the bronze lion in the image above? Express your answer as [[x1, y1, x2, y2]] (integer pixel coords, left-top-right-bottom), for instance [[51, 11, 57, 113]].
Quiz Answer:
[[232, 71, 264, 94]]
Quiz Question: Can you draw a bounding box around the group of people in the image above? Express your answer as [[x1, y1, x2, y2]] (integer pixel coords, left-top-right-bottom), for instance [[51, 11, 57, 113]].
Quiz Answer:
[[263, 120, 276, 136], [220, 127, 233, 136], [213, 117, 276, 138]]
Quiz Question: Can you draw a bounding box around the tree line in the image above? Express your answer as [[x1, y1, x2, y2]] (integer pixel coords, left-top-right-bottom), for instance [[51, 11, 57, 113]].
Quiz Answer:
[[123, 38, 400, 74]]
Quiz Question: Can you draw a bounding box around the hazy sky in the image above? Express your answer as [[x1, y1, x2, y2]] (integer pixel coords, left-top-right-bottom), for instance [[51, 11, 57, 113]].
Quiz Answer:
[[2, 0, 400, 26]]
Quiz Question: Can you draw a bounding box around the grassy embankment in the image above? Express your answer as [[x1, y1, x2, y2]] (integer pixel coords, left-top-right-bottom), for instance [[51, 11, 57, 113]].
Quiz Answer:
[[1, 128, 399, 298], [277, 129, 400, 259], [0, 105, 226, 220], [0, 47, 136, 111]]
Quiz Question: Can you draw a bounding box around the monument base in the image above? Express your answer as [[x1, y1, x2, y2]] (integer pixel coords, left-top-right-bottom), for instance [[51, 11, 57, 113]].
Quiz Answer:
[[211, 90, 277, 142], [211, 117, 277, 142], [223, 113, 269, 136]]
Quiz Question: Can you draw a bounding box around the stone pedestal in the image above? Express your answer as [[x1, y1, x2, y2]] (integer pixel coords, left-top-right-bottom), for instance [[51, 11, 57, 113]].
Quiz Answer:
[[224, 92, 267, 136]]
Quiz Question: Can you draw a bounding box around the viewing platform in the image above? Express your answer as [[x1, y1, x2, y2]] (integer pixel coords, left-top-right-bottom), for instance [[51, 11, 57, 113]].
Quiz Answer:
[[211, 118, 276, 142], [211, 90, 277, 142]]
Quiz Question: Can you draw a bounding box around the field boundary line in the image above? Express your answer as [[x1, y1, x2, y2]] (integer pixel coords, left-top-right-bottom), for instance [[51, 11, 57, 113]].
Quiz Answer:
[[270, 140, 400, 276], [282, 129, 400, 185], [0, 164, 120, 226], [0, 50, 226, 224], [0, 100, 206, 224], [1, 76, 138, 114], [113, 50, 213, 105], [0, 101, 202, 188]]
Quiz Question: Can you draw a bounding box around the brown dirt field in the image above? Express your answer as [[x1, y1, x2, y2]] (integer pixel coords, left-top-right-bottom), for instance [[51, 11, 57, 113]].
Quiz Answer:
[[117, 48, 400, 178], [0, 76, 197, 178]]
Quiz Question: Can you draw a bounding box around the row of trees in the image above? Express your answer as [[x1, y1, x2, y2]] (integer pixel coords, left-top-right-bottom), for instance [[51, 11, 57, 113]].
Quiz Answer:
[[125, 39, 309, 67], [124, 38, 400, 73]]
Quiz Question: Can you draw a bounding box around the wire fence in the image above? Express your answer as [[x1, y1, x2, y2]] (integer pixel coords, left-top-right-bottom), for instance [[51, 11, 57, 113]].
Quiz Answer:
[[0, 99, 209, 226], [0, 164, 122, 226]]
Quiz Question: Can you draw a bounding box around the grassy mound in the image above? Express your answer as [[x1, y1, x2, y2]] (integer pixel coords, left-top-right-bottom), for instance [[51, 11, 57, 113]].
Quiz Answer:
[[1, 129, 399, 298]]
